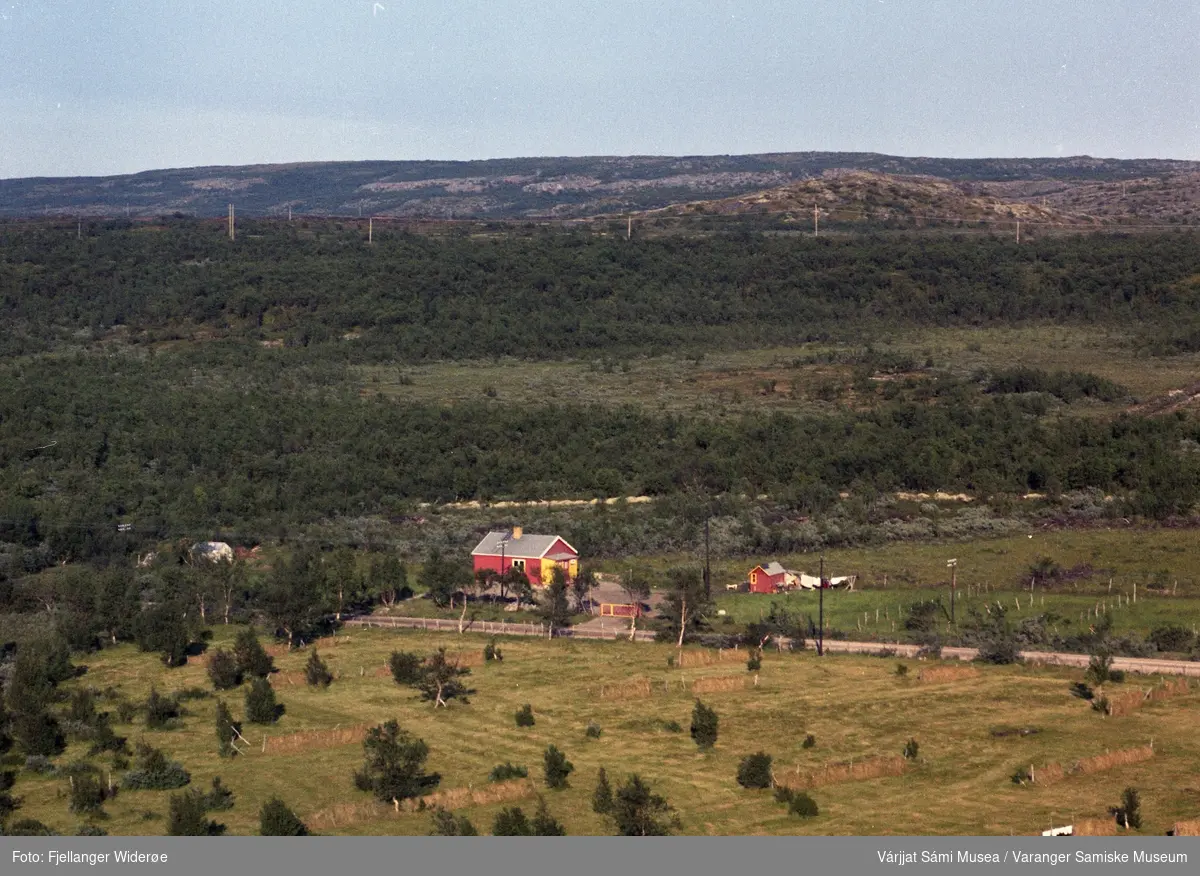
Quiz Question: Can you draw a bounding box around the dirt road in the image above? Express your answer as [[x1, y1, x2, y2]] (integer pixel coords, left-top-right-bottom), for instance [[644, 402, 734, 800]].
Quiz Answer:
[[345, 615, 1200, 677]]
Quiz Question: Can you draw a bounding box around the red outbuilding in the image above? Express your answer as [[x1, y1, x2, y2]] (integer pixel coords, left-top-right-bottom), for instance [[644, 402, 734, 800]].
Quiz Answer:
[[747, 562, 789, 594], [470, 527, 579, 589]]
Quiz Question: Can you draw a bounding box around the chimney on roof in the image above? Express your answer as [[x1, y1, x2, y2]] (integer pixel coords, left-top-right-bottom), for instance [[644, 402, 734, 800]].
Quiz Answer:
[[511, 526, 523, 540]]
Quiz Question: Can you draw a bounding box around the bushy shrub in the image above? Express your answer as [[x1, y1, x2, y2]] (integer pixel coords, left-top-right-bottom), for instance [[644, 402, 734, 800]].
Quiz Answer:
[[975, 635, 1022, 665], [746, 651, 762, 672], [260, 797, 308, 836], [585, 721, 602, 739], [215, 700, 239, 757], [144, 687, 180, 730], [388, 651, 423, 685], [1110, 786, 1142, 830], [13, 710, 66, 758], [488, 762, 527, 782], [304, 650, 333, 687], [69, 772, 113, 815], [167, 789, 226, 836], [429, 807, 475, 836], [483, 639, 503, 662], [492, 806, 531, 836], [690, 700, 718, 750], [662, 720, 682, 733], [1149, 625, 1195, 653], [200, 777, 234, 811], [592, 767, 613, 814], [515, 704, 535, 728], [5, 818, 58, 835], [24, 755, 58, 775], [543, 745, 574, 789], [353, 720, 440, 803], [736, 753, 773, 789], [244, 678, 281, 724], [1086, 649, 1116, 686], [610, 773, 679, 836], [903, 738, 920, 760], [66, 689, 97, 725], [788, 791, 819, 817], [207, 649, 242, 690], [122, 743, 190, 791], [895, 663, 909, 677], [802, 734, 816, 749], [233, 629, 274, 679]]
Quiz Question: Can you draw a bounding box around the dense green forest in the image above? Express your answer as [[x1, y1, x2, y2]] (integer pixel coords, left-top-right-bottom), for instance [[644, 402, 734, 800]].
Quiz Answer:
[[2, 348, 1199, 565], [2, 219, 1200, 568], [3, 221, 1200, 359]]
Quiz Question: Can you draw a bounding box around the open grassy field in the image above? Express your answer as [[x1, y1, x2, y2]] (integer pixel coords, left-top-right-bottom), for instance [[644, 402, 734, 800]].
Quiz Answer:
[[606, 526, 1200, 597], [11, 626, 1200, 836], [358, 326, 1200, 419]]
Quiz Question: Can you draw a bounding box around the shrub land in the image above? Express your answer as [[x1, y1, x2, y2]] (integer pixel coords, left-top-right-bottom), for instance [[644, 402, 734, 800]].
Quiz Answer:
[[5, 627, 1199, 836]]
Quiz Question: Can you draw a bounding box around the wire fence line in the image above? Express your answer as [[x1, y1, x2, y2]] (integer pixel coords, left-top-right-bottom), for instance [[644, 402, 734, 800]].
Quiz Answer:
[[343, 616, 1200, 676], [343, 614, 657, 642]]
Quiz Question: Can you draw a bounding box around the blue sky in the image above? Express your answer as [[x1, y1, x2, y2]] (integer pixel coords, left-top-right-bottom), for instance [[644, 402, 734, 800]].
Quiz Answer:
[[1, 0, 1197, 177]]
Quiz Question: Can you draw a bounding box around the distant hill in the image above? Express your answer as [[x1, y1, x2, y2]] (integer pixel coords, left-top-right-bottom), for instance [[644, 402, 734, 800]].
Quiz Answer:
[[641, 170, 1094, 226], [1, 152, 1198, 220]]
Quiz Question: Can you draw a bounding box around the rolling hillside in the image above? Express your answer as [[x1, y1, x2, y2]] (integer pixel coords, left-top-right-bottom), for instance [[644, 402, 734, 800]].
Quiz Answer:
[[2, 153, 1198, 221], [640, 170, 1093, 226]]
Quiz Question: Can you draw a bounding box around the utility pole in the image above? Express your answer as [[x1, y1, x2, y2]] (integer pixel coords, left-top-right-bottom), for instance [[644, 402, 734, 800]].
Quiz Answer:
[[228, 204, 235, 241], [817, 555, 825, 656], [288, 205, 293, 222], [1015, 220, 1020, 244], [947, 559, 958, 625], [626, 215, 632, 241], [703, 517, 711, 600], [368, 217, 373, 244], [76, 219, 82, 241], [813, 205, 819, 237]]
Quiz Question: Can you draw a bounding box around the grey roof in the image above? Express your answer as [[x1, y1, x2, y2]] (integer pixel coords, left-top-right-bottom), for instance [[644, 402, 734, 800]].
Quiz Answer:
[[471, 530, 577, 559], [763, 562, 788, 576]]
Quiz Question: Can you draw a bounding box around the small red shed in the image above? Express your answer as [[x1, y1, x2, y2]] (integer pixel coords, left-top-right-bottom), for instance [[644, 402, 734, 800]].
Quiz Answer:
[[471, 527, 579, 589], [748, 562, 789, 594]]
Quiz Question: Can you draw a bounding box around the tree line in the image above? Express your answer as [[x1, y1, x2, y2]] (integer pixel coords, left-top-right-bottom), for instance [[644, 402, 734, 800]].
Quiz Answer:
[[2, 221, 1198, 359]]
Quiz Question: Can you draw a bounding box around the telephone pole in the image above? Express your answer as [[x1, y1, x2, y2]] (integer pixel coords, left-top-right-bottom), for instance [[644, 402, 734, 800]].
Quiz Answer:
[[813, 205, 819, 237], [368, 217, 373, 244], [817, 555, 826, 656], [947, 559, 958, 624], [626, 215, 632, 241], [703, 517, 711, 600], [227, 204, 235, 241]]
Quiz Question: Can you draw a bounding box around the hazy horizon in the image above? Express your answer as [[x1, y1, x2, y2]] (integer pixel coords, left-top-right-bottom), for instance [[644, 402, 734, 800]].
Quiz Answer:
[[2, 0, 1197, 179]]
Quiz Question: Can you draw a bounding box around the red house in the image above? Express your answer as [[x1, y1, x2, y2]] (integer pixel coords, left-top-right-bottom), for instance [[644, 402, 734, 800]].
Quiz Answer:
[[748, 562, 789, 594], [471, 527, 579, 589]]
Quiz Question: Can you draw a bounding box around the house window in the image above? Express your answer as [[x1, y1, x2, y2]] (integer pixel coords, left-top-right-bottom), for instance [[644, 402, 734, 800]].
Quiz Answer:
[[511, 559, 526, 572]]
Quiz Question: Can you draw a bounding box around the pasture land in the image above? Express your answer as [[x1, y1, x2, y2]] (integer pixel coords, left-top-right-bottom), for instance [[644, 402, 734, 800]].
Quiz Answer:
[[12, 626, 1200, 836]]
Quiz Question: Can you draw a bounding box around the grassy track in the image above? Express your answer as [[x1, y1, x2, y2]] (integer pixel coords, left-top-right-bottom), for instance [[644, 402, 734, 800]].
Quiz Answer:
[[13, 626, 1200, 836]]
